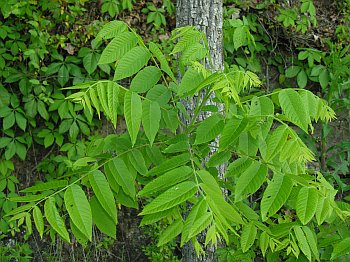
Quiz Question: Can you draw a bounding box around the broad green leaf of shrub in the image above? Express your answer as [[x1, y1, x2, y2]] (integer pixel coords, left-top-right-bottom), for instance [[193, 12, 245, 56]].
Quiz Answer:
[[88, 170, 116, 223], [181, 198, 208, 246], [44, 197, 70, 243], [130, 66, 161, 93], [90, 196, 116, 239], [139, 166, 193, 197], [315, 196, 332, 225], [96, 21, 128, 39], [297, 69, 308, 88], [331, 237, 350, 260], [262, 125, 289, 162], [278, 89, 309, 132], [107, 157, 135, 198], [140, 181, 197, 215], [124, 91, 142, 146], [99, 32, 137, 64], [194, 114, 224, 145], [296, 187, 318, 225], [96, 81, 120, 128], [235, 161, 267, 202], [114, 46, 151, 80], [302, 226, 320, 261], [127, 149, 148, 175], [33, 206, 44, 238], [241, 222, 257, 253], [177, 66, 205, 97], [142, 100, 161, 146], [84, 52, 99, 75], [285, 66, 301, 78], [146, 153, 190, 177], [261, 174, 293, 221], [219, 116, 249, 152], [20, 180, 68, 193], [158, 219, 183, 247], [294, 226, 312, 261], [64, 184, 92, 241], [149, 42, 177, 83]]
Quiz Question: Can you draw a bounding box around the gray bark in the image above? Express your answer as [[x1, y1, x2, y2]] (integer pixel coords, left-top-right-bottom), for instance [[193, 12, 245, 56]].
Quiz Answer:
[[176, 0, 224, 72], [176, 1, 224, 262]]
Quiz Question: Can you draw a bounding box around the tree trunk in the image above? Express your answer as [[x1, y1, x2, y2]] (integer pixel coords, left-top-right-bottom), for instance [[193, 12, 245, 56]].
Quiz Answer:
[[176, 1, 224, 261], [176, 0, 224, 72]]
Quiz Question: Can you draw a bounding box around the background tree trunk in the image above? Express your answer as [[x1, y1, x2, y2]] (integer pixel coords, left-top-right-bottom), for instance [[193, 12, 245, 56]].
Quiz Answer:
[[176, 1, 224, 261]]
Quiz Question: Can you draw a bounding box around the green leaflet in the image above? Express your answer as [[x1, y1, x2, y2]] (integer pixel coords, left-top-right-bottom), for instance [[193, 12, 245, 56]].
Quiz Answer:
[[195, 72, 223, 94], [44, 197, 70, 243], [64, 184, 92, 241], [300, 90, 317, 123], [103, 162, 120, 194], [261, 174, 293, 221], [96, 81, 120, 128], [249, 96, 274, 139], [83, 52, 99, 75], [163, 141, 189, 154], [200, 183, 244, 225], [207, 151, 231, 168], [181, 198, 208, 246], [25, 213, 32, 236], [235, 161, 267, 202], [10, 194, 46, 202], [3, 203, 34, 217], [331, 237, 350, 260], [88, 170, 117, 223], [162, 109, 180, 132], [146, 84, 172, 106], [138, 166, 193, 197], [96, 20, 128, 39], [302, 226, 320, 261], [180, 42, 207, 66], [140, 181, 197, 215], [20, 180, 68, 193], [140, 208, 178, 226], [90, 196, 116, 239], [115, 187, 138, 208], [241, 222, 257, 253], [127, 149, 148, 175], [278, 89, 309, 133], [294, 226, 312, 261], [219, 116, 249, 152], [89, 88, 100, 118], [146, 153, 190, 177], [296, 187, 318, 225], [70, 218, 89, 246], [262, 125, 289, 162], [225, 157, 253, 177], [316, 196, 331, 225], [124, 91, 142, 146], [107, 157, 135, 198], [158, 219, 183, 247], [194, 114, 224, 145], [149, 42, 177, 83], [98, 32, 137, 64], [114, 46, 151, 80], [33, 206, 44, 238], [260, 231, 270, 257], [189, 212, 212, 240], [205, 225, 217, 247], [177, 66, 205, 97], [142, 100, 161, 146], [171, 27, 202, 55], [130, 66, 161, 93]]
